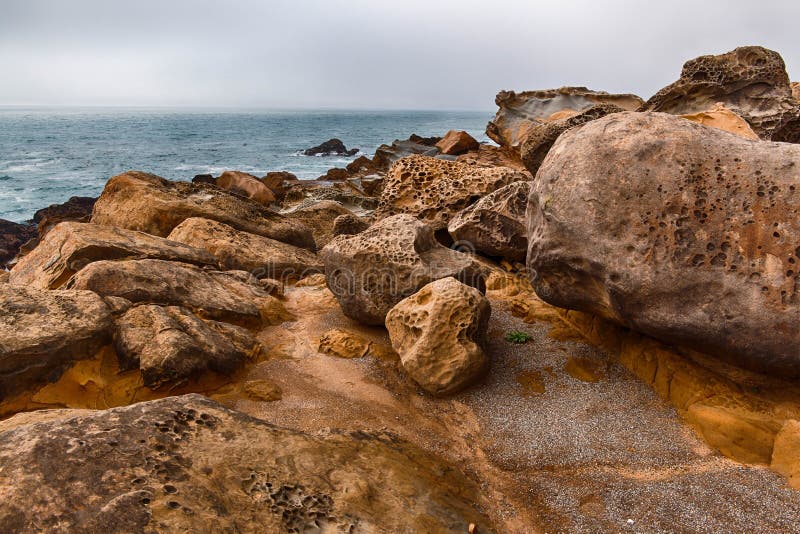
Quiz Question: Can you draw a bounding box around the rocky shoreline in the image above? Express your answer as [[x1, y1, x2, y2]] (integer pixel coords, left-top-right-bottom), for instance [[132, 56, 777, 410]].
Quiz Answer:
[[2, 45, 800, 532]]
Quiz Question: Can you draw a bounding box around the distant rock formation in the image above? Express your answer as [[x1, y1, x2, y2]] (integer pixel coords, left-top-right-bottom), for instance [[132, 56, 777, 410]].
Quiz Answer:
[[303, 138, 359, 156]]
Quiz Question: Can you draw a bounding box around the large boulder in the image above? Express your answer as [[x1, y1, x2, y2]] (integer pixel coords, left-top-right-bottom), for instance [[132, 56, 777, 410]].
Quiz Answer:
[[448, 181, 531, 261], [486, 87, 644, 150], [520, 103, 625, 176], [114, 305, 260, 389], [64, 259, 289, 328], [435, 130, 479, 155], [0, 394, 492, 532], [167, 217, 322, 279], [216, 171, 276, 205], [526, 111, 800, 376], [641, 46, 800, 142], [374, 155, 528, 230], [320, 214, 485, 325], [10, 222, 216, 289], [0, 219, 35, 267], [386, 277, 491, 396], [91, 171, 315, 251], [0, 285, 111, 399]]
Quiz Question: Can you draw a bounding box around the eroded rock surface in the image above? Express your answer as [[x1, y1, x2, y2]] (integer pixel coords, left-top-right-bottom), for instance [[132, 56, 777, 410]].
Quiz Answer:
[[10, 222, 216, 289], [216, 171, 276, 205], [0, 285, 111, 399], [282, 200, 355, 249], [375, 155, 528, 230], [526, 111, 800, 376], [91, 171, 314, 250], [320, 214, 485, 325], [0, 219, 35, 267], [680, 103, 759, 139], [641, 46, 800, 142], [32, 195, 96, 238], [386, 277, 491, 396], [65, 259, 289, 328], [448, 181, 531, 261], [487, 87, 643, 149], [115, 305, 260, 389], [167, 217, 322, 279], [435, 130, 479, 155], [332, 213, 370, 237], [0, 394, 492, 533]]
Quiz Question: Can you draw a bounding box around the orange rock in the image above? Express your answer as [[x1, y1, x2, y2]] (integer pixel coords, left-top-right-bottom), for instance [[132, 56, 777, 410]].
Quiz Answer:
[[435, 130, 479, 155], [771, 419, 800, 488], [681, 103, 759, 140], [217, 170, 276, 205]]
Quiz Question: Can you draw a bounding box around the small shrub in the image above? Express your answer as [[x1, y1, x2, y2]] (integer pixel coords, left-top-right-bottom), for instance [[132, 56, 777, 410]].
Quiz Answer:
[[505, 330, 532, 344]]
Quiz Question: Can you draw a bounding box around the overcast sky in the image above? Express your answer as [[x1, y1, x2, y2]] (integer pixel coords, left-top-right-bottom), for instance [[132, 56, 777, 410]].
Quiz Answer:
[[1, 0, 798, 110]]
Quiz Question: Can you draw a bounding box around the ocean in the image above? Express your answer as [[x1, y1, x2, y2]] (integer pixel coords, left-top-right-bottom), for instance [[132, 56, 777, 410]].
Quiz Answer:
[[0, 108, 492, 222]]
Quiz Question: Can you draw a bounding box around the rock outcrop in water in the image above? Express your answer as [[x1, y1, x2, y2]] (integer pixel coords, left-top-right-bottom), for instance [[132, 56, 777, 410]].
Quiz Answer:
[[303, 138, 359, 156]]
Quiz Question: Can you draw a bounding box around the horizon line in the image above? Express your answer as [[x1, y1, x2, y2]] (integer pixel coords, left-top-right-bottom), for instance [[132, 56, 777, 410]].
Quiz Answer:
[[0, 104, 496, 114]]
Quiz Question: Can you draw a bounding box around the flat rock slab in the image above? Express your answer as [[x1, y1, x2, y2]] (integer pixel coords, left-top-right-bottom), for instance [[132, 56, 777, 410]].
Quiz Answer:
[[10, 221, 217, 289], [0, 394, 492, 532], [0, 285, 111, 399]]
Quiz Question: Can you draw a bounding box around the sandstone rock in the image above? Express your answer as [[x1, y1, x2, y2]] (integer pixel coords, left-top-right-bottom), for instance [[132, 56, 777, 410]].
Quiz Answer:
[[317, 328, 371, 359], [792, 82, 800, 101], [456, 144, 529, 171], [167, 217, 322, 279], [448, 181, 531, 261], [371, 136, 441, 170], [65, 259, 289, 328], [680, 103, 760, 140], [261, 171, 298, 201], [772, 419, 800, 489], [32, 196, 96, 237], [386, 277, 491, 396], [520, 103, 625, 176], [115, 305, 260, 389], [359, 174, 384, 196], [435, 130, 480, 155], [303, 138, 358, 156], [10, 222, 217, 289], [332, 213, 370, 237], [282, 200, 355, 248], [282, 180, 378, 213], [641, 46, 800, 142], [375, 155, 528, 230], [91, 171, 314, 250], [526, 111, 800, 376], [320, 214, 485, 325], [345, 155, 377, 174], [216, 170, 276, 205], [0, 285, 111, 399], [0, 271, 8, 284], [0, 394, 491, 532], [320, 167, 350, 181], [192, 173, 215, 185], [0, 219, 35, 267], [487, 87, 644, 149]]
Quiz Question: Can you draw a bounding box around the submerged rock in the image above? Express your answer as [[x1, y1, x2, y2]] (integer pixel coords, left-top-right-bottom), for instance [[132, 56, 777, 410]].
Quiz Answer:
[[0, 394, 492, 532], [526, 111, 800, 376], [320, 214, 485, 325], [10, 222, 216, 289], [91, 171, 315, 251], [386, 277, 491, 396], [0, 285, 111, 399], [375, 155, 528, 230], [303, 138, 359, 156]]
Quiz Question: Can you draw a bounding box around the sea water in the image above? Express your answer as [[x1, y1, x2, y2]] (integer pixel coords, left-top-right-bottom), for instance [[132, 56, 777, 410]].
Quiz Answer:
[[0, 108, 492, 222]]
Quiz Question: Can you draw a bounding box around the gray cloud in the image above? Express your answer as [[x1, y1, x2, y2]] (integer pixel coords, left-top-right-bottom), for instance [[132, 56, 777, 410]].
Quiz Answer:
[[1, 0, 799, 109]]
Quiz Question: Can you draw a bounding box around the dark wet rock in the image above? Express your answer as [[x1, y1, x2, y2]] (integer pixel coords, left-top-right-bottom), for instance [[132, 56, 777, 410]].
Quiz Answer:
[[191, 174, 215, 185], [0, 219, 36, 267], [303, 138, 359, 156], [32, 196, 96, 238]]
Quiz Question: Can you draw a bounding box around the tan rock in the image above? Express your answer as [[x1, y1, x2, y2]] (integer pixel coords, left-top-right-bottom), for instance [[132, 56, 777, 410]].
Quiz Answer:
[[375, 155, 528, 230], [681, 103, 759, 140], [114, 305, 261, 389], [771, 419, 800, 488], [448, 181, 531, 261], [242, 379, 282, 401], [332, 213, 370, 237], [317, 328, 371, 359], [216, 170, 276, 205], [0, 394, 493, 532], [792, 82, 800, 101], [0, 285, 111, 399], [261, 170, 298, 201], [91, 171, 315, 250], [167, 217, 322, 279], [386, 277, 491, 396], [65, 259, 290, 328], [487, 87, 643, 149], [282, 200, 355, 248], [435, 130, 480, 155], [9, 222, 216, 289], [320, 214, 485, 325]]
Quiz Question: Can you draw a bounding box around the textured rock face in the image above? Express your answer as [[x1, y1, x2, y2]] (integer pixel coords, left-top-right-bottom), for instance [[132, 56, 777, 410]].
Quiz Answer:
[[0, 285, 111, 399], [527, 111, 800, 376], [487, 87, 644, 149], [386, 277, 491, 396], [375, 155, 528, 230], [520, 103, 625, 176], [65, 259, 289, 328], [32, 196, 96, 237], [371, 136, 441, 170], [332, 213, 370, 236], [641, 46, 800, 142], [10, 222, 216, 289], [435, 130, 480, 155], [216, 171, 276, 205], [0, 394, 492, 532], [167, 217, 322, 279], [448, 181, 531, 261], [320, 214, 485, 325], [680, 104, 760, 140], [115, 305, 259, 388], [0, 219, 35, 267], [282, 200, 355, 249], [91, 171, 315, 251], [793, 82, 800, 101]]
